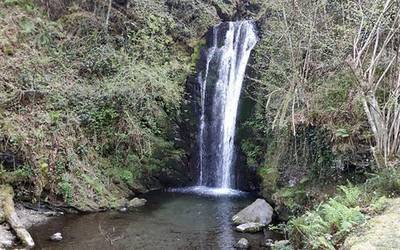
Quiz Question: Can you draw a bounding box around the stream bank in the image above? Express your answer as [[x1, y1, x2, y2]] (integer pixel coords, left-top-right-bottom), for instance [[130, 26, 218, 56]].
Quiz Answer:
[[343, 198, 400, 250], [0, 202, 56, 248]]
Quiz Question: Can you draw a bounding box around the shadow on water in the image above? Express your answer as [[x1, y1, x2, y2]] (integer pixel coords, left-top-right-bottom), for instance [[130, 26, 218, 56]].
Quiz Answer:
[[30, 191, 282, 250]]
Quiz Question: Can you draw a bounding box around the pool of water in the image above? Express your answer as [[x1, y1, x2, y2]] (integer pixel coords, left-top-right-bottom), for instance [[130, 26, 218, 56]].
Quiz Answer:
[[30, 190, 280, 249]]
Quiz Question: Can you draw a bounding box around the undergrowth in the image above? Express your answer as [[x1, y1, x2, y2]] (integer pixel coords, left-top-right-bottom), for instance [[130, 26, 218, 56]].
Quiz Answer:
[[0, 0, 213, 209], [280, 170, 399, 249]]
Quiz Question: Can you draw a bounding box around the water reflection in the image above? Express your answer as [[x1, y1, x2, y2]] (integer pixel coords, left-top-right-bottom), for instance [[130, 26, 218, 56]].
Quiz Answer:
[[216, 197, 234, 250], [30, 191, 278, 249]]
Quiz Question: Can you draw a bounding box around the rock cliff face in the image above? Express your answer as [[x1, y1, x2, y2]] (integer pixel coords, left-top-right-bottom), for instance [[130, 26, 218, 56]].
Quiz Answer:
[[176, 0, 267, 190]]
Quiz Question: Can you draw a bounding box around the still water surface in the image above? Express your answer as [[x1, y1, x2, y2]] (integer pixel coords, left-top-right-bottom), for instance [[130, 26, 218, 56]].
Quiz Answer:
[[31, 190, 280, 249]]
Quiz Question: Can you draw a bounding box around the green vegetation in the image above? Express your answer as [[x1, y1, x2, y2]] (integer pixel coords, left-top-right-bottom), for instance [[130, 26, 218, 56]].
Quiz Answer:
[[241, 0, 398, 208], [0, 0, 399, 248], [238, 0, 399, 248], [284, 176, 399, 249], [0, 0, 224, 210]]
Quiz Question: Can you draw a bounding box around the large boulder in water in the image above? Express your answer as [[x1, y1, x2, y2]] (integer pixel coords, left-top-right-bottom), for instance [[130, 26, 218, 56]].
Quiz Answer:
[[232, 199, 273, 226]]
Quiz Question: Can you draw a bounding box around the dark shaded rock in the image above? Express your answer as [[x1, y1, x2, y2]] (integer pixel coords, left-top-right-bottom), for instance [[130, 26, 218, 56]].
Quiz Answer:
[[264, 238, 274, 247], [234, 238, 249, 249]]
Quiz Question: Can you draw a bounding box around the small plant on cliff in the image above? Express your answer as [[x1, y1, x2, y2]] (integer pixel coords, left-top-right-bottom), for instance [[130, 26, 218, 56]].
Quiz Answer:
[[58, 175, 73, 204]]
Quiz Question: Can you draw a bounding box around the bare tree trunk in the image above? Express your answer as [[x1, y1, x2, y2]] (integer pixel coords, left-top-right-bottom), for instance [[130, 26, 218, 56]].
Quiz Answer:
[[347, 0, 400, 168], [105, 0, 112, 29]]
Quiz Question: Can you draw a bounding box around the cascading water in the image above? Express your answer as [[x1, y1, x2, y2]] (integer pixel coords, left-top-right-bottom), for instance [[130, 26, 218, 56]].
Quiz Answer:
[[196, 21, 258, 193]]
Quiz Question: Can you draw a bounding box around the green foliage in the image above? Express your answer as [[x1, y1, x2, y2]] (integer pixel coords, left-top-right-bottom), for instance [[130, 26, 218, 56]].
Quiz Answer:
[[258, 164, 279, 194], [0, 0, 198, 209], [365, 168, 400, 197], [289, 186, 366, 249], [336, 185, 363, 207], [273, 186, 307, 213], [49, 111, 61, 125], [239, 0, 373, 209], [18, 16, 35, 34], [335, 128, 350, 138], [321, 200, 364, 235], [272, 245, 294, 250], [4, 0, 34, 11], [290, 212, 332, 249], [312, 73, 355, 114], [286, 173, 400, 249], [0, 164, 33, 184], [58, 175, 73, 204], [82, 173, 104, 195], [241, 139, 263, 168], [79, 45, 120, 77], [190, 39, 206, 70], [87, 107, 119, 135], [118, 169, 134, 184], [369, 196, 389, 214], [165, 0, 219, 40]]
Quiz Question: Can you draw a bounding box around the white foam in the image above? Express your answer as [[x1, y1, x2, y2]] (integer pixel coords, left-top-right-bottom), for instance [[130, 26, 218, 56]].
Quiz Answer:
[[169, 186, 246, 196]]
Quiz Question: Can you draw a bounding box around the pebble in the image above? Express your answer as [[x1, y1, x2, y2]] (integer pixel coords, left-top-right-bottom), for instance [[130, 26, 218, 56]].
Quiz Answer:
[[50, 232, 62, 241]]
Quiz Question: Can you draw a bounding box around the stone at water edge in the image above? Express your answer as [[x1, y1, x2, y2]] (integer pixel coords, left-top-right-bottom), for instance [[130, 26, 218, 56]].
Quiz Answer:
[[236, 222, 264, 233], [273, 240, 290, 248], [49, 232, 62, 241], [232, 198, 273, 226], [128, 198, 147, 208], [234, 238, 249, 249], [118, 207, 127, 212], [0, 224, 15, 248], [264, 238, 274, 247]]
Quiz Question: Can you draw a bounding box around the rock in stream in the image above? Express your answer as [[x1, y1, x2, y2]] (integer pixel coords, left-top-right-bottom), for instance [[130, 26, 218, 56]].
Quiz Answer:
[[232, 198, 273, 226], [128, 198, 147, 208], [236, 222, 265, 233], [234, 238, 249, 249]]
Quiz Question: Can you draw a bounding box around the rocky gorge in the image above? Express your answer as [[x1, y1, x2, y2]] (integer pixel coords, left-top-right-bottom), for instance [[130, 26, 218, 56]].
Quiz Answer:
[[0, 0, 399, 249]]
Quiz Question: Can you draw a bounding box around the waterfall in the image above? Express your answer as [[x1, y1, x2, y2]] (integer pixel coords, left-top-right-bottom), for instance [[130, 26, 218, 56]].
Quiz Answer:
[[197, 21, 258, 191]]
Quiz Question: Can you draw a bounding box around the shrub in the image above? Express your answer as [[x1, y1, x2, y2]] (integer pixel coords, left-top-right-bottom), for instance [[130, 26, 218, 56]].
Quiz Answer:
[[365, 168, 400, 197], [336, 185, 363, 207], [289, 185, 366, 249], [58, 175, 73, 203]]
